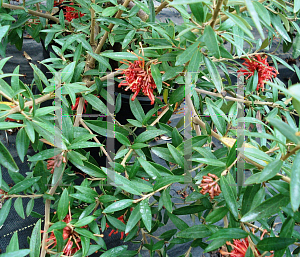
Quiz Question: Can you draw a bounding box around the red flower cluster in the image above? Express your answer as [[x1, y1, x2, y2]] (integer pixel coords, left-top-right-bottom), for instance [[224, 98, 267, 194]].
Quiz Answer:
[[64, 3, 84, 22], [237, 55, 278, 91], [106, 214, 128, 240], [53, 1, 84, 21], [117, 53, 162, 105], [200, 173, 221, 199], [47, 154, 67, 174], [45, 214, 82, 256]]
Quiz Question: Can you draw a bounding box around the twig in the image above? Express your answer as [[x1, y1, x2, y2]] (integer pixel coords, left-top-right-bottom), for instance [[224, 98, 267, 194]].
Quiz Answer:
[[118, 0, 148, 21], [79, 118, 113, 163], [6, 93, 54, 116], [281, 145, 300, 161], [74, 97, 85, 127], [2, 3, 70, 25], [133, 184, 171, 203], [0, 91, 19, 106], [210, 0, 224, 28], [155, 1, 169, 15], [3, 194, 43, 199], [185, 96, 201, 136], [90, 0, 96, 47]]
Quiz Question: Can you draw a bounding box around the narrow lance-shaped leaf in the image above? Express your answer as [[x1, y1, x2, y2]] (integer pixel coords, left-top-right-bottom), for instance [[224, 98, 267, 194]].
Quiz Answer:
[[204, 57, 223, 93], [220, 176, 238, 220], [30, 219, 41, 257], [57, 189, 69, 221], [290, 152, 300, 211], [0, 140, 19, 172]]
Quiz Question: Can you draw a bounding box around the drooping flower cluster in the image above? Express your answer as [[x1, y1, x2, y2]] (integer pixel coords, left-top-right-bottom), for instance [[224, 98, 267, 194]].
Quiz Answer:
[[45, 214, 82, 256], [47, 154, 67, 174], [199, 173, 221, 199], [237, 55, 278, 91], [117, 53, 161, 105]]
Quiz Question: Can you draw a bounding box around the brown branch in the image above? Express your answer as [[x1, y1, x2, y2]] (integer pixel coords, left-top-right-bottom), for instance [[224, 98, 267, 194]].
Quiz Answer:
[[88, 0, 132, 69], [6, 93, 54, 116], [118, 0, 148, 21], [210, 0, 224, 28], [281, 145, 300, 161], [2, 3, 70, 26], [155, 1, 169, 15]]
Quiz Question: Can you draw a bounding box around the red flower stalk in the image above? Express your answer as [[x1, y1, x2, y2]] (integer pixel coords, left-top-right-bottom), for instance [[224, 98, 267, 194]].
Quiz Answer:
[[71, 97, 88, 113], [237, 55, 278, 91], [200, 173, 221, 199], [117, 52, 168, 105], [47, 154, 67, 174], [220, 230, 273, 257]]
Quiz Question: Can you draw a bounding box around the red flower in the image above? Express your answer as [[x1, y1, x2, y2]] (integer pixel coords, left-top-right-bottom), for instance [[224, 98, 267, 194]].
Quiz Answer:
[[47, 154, 67, 174], [237, 55, 278, 91], [71, 97, 88, 113], [117, 52, 168, 105], [200, 173, 221, 200], [44, 213, 86, 256], [64, 3, 84, 22], [220, 230, 274, 257]]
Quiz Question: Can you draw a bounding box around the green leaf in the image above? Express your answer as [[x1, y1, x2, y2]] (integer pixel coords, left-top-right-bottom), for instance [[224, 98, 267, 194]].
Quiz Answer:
[[70, 193, 96, 204], [47, 221, 67, 232], [170, 0, 210, 5], [153, 176, 186, 191], [151, 64, 162, 94], [83, 94, 107, 115], [203, 26, 220, 59], [241, 194, 289, 222], [14, 197, 25, 219], [167, 143, 185, 168], [61, 62, 76, 83], [135, 129, 166, 143], [0, 25, 10, 42], [138, 157, 161, 179], [57, 189, 69, 221], [161, 188, 172, 213], [71, 160, 106, 178], [204, 57, 223, 93], [107, 170, 142, 195], [245, 160, 283, 184], [175, 42, 200, 66], [30, 219, 41, 257], [74, 186, 98, 198], [129, 96, 145, 122], [122, 30, 136, 49], [29, 63, 50, 87], [0, 122, 24, 131], [295, 0, 300, 12], [74, 216, 95, 227], [169, 85, 185, 104], [257, 237, 296, 251], [101, 51, 147, 61], [28, 149, 61, 162], [205, 207, 228, 224], [0, 199, 12, 227], [290, 152, 300, 211], [68, 141, 103, 149], [177, 225, 212, 238], [0, 250, 31, 257], [9, 177, 41, 194], [267, 118, 300, 144], [168, 212, 189, 230], [0, 141, 19, 172], [100, 245, 128, 257], [125, 206, 141, 234], [26, 198, 34, 217], [140, 199, 152, 232], [103, 199, 133, 213], [245, 0, 264, 39], [220, 176, 238, 220], [191, 158, 226, 167], [6, 232, 19, 252], [224, 11, 254, 39], [208, 228, 248, 240], [16, 128, 30, 163], [87, 51, 112, 71]]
